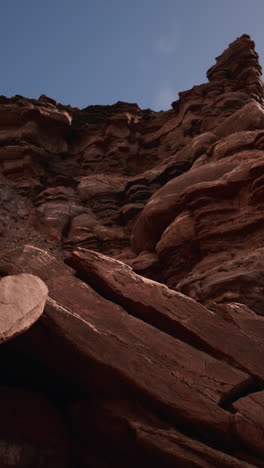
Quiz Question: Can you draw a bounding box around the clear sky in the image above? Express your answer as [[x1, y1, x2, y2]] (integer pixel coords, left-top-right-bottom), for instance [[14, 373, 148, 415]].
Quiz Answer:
[[1, 0, 264, 110]]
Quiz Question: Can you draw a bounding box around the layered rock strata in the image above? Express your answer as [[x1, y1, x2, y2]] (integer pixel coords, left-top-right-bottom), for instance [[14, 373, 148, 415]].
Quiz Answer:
[[1, 244, 264, 466], [0, 34, 264, 466]]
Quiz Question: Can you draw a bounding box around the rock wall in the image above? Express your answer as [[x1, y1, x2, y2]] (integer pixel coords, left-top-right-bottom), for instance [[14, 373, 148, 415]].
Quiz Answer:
[[1, 34, 264, 466]]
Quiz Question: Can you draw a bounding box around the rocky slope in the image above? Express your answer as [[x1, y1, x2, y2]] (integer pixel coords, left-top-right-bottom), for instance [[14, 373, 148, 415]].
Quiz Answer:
[[1, 34, 264, 466]]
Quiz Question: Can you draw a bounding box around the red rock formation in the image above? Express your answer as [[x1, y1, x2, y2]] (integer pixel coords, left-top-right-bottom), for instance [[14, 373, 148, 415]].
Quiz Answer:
[[1, 34, 264, 466]]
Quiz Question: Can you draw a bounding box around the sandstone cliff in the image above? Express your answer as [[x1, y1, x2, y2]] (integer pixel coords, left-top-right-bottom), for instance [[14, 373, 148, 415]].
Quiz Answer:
[[0, 34, 264, 466]]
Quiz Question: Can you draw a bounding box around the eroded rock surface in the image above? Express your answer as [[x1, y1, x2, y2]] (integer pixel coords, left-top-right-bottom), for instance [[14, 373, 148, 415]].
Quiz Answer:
[[1, 34, 264, 466], [0, 244, 262, 466]]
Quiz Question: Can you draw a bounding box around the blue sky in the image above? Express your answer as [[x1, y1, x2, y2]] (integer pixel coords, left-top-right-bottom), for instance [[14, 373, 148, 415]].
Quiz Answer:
[[1, 0, 264, 110]]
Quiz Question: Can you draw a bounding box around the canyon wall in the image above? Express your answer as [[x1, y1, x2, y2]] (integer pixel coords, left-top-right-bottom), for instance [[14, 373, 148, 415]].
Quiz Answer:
[[0, 35, 264, 466]]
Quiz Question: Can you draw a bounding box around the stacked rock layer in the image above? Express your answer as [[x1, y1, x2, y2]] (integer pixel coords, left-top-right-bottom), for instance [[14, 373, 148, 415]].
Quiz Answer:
[[0, 34, 264, 466]]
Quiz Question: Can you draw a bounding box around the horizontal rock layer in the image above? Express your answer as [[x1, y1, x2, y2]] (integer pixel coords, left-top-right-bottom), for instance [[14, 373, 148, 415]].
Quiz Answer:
[[1, 34, 264, 466]]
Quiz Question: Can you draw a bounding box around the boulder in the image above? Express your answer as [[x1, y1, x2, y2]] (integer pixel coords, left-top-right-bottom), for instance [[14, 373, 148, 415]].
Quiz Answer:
[[0, 273, 48, 343]]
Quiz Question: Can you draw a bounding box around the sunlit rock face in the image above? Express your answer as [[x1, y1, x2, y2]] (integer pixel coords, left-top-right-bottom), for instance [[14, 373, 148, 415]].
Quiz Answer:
[[132, 34, 264, 312], [2, 35, 264, 467]]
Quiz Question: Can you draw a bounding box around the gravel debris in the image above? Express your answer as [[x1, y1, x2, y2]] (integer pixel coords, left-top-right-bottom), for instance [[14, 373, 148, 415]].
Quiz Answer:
[[0, 172, 65, 261]]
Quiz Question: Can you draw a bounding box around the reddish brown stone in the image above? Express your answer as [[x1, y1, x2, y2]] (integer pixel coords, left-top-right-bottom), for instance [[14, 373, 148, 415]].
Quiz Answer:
[[68, 248, 264, 382], [233, 391, 264, 457], [72, 399, 255, 468], [0, 244, 73, 280], [43, 273, 234, 443], [0, 34, 264, 466], [0, 273, 48, 343]]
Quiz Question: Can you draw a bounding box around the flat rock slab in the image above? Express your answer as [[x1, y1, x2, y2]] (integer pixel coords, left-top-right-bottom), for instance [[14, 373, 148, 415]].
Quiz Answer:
[[0, 273, 48, 343], [44, 274, 233, 446], [73, 400, 255, 468], [0, 245, 261, 455], [213, 302, 264, 345], [0, 245, 73, 281], [233, 390, 264, 457], [68, 248, 264, 382]]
